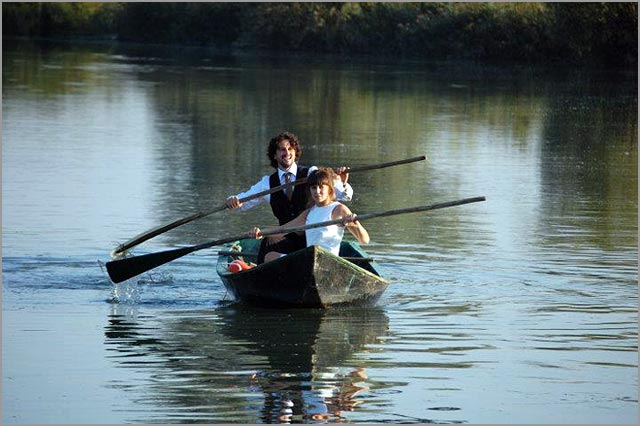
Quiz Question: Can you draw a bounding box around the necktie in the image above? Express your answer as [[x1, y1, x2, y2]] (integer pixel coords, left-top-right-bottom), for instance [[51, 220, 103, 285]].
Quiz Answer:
[[284, 172, 293, 201]]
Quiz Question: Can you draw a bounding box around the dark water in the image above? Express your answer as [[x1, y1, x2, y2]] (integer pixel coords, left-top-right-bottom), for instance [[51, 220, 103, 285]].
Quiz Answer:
[[2, 39, 637, 424]]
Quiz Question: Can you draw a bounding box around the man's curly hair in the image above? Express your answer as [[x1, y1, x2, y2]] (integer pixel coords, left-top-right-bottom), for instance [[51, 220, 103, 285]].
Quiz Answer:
[[267, 131, 302, 168]]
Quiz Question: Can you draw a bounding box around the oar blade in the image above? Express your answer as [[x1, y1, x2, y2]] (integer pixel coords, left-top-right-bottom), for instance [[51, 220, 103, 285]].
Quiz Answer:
[[106, 246, 196, 283]]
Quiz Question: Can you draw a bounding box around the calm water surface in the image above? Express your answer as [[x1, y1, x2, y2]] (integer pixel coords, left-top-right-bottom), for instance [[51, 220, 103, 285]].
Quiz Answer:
[[2, 40, 637, 424]]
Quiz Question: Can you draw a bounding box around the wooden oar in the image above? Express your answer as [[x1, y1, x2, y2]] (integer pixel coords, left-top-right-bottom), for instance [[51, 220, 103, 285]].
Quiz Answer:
[[110, 155, 426, 257], [106, 195, 485, 283]]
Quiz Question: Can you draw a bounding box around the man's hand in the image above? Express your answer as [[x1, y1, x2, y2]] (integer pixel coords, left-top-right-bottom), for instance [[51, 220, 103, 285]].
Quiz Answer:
[[335, 166, 350, 185], [226, 196, 243, 209]]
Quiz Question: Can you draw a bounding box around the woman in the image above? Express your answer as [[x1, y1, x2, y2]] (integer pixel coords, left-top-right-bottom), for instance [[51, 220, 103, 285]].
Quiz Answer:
[[249, 167, 369, 263]]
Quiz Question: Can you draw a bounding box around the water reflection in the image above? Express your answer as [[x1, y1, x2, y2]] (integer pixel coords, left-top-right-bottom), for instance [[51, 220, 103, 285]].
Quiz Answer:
[[104, 305, 389, 423]]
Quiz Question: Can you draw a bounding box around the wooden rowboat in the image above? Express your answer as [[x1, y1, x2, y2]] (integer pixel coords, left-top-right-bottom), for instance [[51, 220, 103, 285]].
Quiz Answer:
[[216, 238, 388, 308]]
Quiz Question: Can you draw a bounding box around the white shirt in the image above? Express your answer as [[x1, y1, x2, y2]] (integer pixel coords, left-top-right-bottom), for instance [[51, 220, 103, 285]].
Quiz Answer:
[[305, 202, 345, 256], [230, 163, 353, 211]]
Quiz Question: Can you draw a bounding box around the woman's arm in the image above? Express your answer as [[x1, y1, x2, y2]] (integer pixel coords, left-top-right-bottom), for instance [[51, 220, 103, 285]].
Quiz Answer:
[[248, 209, 310, 240], [333, 204, 370, 244]]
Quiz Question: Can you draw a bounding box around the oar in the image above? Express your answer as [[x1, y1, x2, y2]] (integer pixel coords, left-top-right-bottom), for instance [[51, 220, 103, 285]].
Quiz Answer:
[[110, 155, 426, 257], [106, 195, 485, 283]]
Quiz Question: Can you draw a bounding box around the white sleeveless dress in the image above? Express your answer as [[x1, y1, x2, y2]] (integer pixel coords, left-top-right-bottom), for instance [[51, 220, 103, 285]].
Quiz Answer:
[[305, 202, 345, 256]]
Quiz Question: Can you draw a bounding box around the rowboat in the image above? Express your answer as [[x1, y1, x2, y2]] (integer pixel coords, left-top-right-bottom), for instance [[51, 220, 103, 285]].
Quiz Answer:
[[216, 238, 389, 308]]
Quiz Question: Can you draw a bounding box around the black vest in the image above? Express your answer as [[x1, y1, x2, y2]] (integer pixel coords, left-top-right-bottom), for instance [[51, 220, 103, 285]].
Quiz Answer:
[[269, 166, 310, 225]]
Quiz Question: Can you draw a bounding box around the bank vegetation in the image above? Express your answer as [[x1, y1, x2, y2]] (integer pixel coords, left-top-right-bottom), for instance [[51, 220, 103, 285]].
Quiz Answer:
[[3, 2, 637, 66]]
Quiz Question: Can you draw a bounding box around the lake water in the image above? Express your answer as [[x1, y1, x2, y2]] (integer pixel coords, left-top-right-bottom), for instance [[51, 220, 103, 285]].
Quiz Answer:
[[2, 39, 637, 424]]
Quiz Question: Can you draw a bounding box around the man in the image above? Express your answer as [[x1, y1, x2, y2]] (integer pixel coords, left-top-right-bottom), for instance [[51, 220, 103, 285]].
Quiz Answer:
[[226, 131, 352, 261]]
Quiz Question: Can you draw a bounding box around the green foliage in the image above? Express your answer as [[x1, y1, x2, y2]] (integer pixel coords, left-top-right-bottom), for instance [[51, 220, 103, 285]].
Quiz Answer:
[[2, 2, 123, 37], [549, 2, 638, 65], [2, 2, 637, 66]]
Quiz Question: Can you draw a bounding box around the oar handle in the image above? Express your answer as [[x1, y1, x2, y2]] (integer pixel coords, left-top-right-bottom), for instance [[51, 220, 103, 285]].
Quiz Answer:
[[258, 196, 486, 236], [345, 155, 427, 173]]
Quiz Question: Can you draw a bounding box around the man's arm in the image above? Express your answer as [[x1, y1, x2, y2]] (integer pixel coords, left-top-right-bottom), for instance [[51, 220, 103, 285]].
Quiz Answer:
[[226, 175, 271, 211], [333, 178, 353, 202], [309, 165, 353, 202], [334, 166, 353, 201]]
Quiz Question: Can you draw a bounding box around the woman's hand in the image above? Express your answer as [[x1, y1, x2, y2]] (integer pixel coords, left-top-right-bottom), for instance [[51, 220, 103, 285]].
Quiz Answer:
[[341, 213, 358, 227], [342, 212, 370, 244], [247, 227, 263, 239]]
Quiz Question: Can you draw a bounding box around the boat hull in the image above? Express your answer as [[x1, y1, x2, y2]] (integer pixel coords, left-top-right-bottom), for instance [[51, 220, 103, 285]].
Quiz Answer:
[[216, 239, 388, 308]]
